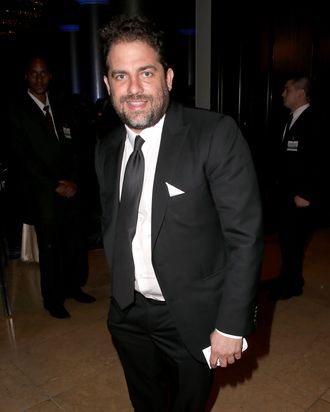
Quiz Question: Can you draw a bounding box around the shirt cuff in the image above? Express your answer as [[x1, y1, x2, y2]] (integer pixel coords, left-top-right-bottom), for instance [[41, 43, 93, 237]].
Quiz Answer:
[[215, 329, 242, 339]]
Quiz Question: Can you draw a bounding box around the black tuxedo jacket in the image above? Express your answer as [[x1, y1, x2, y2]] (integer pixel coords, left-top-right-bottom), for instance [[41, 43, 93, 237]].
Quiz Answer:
[[7, 92, 77, 222], [95, 101, 263, 361], [279, 106, 321, 203]]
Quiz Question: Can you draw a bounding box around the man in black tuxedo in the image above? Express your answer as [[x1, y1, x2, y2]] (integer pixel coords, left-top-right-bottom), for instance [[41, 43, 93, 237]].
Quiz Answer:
[[271, 75, 321, 300], [96, 15, 263, 411], [7, 56, 95, 318]]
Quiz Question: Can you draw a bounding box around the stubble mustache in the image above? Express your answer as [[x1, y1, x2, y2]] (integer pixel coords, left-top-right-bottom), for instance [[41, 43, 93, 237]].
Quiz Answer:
[[120, 94, 152, 104]]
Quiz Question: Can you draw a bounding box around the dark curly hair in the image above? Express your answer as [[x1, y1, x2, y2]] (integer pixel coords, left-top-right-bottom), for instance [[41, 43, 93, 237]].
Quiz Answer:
[[99, 15, 169, 73]]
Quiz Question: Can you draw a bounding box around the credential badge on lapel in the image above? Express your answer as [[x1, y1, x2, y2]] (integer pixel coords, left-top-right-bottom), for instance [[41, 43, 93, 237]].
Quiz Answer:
[[63, 126, 72, 139]]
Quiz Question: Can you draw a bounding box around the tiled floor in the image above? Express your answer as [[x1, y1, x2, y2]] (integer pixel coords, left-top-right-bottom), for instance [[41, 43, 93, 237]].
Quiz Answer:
[[1, 228, 330, 411]]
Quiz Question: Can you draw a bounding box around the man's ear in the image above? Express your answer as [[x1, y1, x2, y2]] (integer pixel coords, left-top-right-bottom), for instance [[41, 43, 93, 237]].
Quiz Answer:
[[103, 75, 110, 95], [166, 68, 174, 91]]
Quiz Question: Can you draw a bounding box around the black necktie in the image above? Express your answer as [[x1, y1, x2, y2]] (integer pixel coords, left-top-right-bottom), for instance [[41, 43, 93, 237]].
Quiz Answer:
[[283, 113, 293, 142], [43, 105, 56, 135], [112, 135, 145, 309]]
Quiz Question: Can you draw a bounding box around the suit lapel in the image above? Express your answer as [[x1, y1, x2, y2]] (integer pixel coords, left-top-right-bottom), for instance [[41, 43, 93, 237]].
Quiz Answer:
[[106, 128, 125, 216], [151, 103, 189, 249], [25, 94, 61, 143]]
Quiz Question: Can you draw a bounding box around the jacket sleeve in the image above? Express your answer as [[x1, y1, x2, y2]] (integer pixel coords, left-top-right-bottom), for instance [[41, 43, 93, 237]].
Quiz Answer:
[[206, 115, 264, 336]]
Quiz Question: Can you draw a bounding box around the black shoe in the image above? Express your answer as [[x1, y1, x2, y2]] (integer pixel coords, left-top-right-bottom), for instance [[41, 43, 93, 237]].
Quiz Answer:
[[69, 289, 96, 303], [44, 304, 71, 319], [268, 285, 303, 301], [277, 287, 303, 300]]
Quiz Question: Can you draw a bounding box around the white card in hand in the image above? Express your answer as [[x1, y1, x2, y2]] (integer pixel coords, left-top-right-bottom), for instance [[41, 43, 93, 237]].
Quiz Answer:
[[202, 338, 248, 369]]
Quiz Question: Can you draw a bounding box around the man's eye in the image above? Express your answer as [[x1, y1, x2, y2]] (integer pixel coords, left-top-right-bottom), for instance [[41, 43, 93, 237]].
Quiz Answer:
[[115, 74, 125, 80], [142, 71, 152, 78]]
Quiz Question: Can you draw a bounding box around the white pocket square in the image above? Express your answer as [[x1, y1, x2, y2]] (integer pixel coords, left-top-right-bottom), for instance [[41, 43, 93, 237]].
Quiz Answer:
[[165, 182, 185, 197]]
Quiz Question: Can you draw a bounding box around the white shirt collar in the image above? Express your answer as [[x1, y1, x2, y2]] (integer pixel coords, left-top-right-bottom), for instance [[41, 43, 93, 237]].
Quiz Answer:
[[292, 103, 310, 120], [27, 90, 50, 112]]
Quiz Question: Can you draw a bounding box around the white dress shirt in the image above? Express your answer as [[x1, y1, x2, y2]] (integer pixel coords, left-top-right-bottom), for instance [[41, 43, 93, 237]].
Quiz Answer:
[[121, 116, 165, 301]]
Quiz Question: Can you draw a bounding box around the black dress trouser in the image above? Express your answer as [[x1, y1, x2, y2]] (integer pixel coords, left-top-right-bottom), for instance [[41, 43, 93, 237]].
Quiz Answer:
[[108, 292, 214, 412], [278, 197, 314, 289], [34, 193, 88, 306]]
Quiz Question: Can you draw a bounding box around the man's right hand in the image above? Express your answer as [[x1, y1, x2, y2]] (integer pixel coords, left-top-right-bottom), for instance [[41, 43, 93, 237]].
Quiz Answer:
[[55, 180, 77, 198]]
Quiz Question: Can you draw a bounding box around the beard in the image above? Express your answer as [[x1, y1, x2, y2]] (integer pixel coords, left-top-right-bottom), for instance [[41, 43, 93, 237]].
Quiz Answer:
[[111, 87, 170, 131]]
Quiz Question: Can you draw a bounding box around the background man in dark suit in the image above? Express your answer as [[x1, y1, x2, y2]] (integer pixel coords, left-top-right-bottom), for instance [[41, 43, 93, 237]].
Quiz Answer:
[[96, 15, 263, 411], [271, 75, 322, 300], [7, 56, 95, 318]]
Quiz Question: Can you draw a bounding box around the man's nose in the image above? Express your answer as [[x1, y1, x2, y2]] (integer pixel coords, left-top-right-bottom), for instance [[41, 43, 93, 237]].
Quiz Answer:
[[128, 75, 143, 94]]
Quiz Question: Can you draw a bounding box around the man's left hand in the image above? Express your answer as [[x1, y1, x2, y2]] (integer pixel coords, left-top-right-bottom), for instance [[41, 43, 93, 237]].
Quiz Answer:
[[209, 331, 243, 368]]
